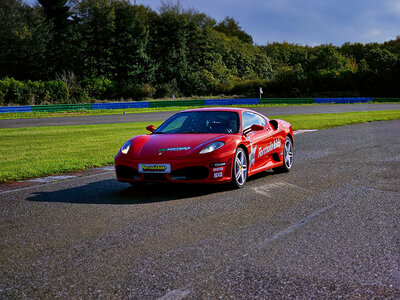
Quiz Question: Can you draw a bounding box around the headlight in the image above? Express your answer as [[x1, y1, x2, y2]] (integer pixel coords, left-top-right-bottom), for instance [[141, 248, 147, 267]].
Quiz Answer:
[[200, 141, 225, 154], [120, 141, 131, 154]]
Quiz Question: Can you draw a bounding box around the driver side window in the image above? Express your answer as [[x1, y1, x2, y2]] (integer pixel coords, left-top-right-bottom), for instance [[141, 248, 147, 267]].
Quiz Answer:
[[242, 111, 266, 130]]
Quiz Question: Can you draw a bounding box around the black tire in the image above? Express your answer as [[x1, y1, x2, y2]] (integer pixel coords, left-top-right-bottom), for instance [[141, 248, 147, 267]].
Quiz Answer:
[[274, 136, 293, 173], [231, 147, 248, 188]]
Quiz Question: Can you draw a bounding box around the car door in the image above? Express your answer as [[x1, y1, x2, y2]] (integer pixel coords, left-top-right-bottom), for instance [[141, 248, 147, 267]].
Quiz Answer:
[[242, 111, 275, 173]]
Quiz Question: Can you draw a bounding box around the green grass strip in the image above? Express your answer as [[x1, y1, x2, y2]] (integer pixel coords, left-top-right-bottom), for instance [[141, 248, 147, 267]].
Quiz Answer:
[[1, 110, 399, 183]]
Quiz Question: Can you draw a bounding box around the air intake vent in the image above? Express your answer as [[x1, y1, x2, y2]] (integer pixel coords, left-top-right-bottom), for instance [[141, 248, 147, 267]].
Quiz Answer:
[[116, 165, 140, 179], [272, 153, 281, 162], [143, 174, 167, 181], [170, 166, 209, 180]]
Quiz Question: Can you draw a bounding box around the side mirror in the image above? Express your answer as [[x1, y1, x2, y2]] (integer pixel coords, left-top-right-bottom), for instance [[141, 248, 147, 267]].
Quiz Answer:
[[243, 124, 264, 135], [146, 125, 155, 133], [250, 124, 264, 131]]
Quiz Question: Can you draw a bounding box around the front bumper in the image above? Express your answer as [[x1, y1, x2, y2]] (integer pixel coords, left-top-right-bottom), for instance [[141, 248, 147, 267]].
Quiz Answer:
[[115, 154, 233, 184]]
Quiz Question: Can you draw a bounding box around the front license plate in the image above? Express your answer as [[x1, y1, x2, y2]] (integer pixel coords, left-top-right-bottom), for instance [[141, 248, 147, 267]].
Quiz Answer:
[[138, 163, 171, 173]]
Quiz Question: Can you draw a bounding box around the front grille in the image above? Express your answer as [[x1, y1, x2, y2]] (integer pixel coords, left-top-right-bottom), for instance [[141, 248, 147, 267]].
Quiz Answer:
[[170, 166, 209, 180], [143, 173, 167, 181], [116, 165, 140, 179]]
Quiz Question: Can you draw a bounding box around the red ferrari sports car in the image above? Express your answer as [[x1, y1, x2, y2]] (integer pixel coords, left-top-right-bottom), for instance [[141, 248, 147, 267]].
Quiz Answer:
[[115, 107, 293, 188]]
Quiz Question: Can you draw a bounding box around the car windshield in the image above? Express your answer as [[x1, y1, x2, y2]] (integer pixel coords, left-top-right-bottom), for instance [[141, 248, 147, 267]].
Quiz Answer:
[[154, 111, 240, 134]]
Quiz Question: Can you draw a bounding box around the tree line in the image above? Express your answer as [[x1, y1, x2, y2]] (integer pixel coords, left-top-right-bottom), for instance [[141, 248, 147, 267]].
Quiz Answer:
[[1, 0, 399, 105]]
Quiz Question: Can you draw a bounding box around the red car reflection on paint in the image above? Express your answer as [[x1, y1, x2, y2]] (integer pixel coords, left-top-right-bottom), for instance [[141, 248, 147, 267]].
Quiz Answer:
[[114, 107, 293, 188]]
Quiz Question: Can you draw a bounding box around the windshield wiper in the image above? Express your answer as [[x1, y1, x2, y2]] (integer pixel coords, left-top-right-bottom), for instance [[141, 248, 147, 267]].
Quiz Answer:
[[180, 130, 203, 133]]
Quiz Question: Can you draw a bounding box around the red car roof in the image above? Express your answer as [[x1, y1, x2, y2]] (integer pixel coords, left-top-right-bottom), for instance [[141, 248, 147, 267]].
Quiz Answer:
[[182, 107, 253, 113]]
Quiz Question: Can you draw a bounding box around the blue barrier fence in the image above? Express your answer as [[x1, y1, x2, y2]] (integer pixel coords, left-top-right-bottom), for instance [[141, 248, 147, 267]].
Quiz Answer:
[[0, 106, 33, 113], [0, 97, 391, 113]]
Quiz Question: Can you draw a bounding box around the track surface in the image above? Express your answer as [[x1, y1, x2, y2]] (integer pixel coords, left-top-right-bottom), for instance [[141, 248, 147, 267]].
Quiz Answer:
[[1, 103, 399, 128], [1, 120, 400, 298]]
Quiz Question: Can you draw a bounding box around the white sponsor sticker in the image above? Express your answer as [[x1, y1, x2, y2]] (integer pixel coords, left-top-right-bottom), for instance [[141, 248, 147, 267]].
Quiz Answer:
[[249, 143, 257, 167], [159, 147, 191, 152], [213, 167, 224, 172], [258, 139, 281, 158], [213, 162, 226, 167], [214, 172, 223, 178]]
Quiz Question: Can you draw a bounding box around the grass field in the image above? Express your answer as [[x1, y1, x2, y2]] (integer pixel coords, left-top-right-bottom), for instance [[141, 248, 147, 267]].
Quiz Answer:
[[1, 110, 399, 183]]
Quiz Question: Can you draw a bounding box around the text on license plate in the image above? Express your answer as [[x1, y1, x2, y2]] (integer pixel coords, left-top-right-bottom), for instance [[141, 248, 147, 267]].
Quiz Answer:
[[138, 163, 171, 173]]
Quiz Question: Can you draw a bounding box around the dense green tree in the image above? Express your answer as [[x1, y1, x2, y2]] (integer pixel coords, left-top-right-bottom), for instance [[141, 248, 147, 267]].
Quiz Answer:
[[148, 4, 202, 95], [382, 36, 400, 56], [214, 17, 253, 44], [76, 0, 115, 78], [37, 0, 75, 75], [0, 0, 51, 79], [308, 45, 352, 73], [38, 0, 70, 31], [365, 48, 397, 73], [112, 2, 155, 85], [2, 0, 399, 100]]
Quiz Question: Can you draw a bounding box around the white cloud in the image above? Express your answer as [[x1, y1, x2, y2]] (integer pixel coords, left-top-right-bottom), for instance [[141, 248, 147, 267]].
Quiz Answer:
[[362, 29, 382, 39], [388, 0, 400, 13]]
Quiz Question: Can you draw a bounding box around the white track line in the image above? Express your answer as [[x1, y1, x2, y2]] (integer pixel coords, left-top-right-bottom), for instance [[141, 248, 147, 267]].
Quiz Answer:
[[27, 175, 76, 183], [253, 181, 309, 196], [0, 172, 112, 195], [264, 201, 339, 244], [262, 189, 360, 246], [158, 289, 191, 300], [96, 166, 115, 171], [293, 129, 318, 135]]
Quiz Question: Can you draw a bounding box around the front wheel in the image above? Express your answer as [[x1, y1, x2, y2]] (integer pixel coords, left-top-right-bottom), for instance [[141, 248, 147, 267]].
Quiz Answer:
[[231, 147, 248, 188], [274, 136, 293, 173]]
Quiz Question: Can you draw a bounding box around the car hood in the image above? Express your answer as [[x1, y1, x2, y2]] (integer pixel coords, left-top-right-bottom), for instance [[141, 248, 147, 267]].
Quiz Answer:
[[132, 133, 226, 159]]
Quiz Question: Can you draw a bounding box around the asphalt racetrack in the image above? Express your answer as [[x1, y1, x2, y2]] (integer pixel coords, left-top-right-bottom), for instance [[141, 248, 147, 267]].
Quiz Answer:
[[1, 103, 400, 128], [1, 120, 399, 298]]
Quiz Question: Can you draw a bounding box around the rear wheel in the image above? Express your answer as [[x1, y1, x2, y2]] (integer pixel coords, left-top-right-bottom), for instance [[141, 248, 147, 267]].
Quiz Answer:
[[231, 147, 248, 188], [274, 136, 293, 173]]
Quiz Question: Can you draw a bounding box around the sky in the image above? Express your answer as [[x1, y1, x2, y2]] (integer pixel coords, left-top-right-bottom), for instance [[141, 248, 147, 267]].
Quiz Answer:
[[26, 0, 400, 46]]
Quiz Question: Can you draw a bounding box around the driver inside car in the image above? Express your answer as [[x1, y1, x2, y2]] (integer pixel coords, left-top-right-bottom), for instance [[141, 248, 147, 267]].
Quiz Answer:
[[226, 118, 238, 133]]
